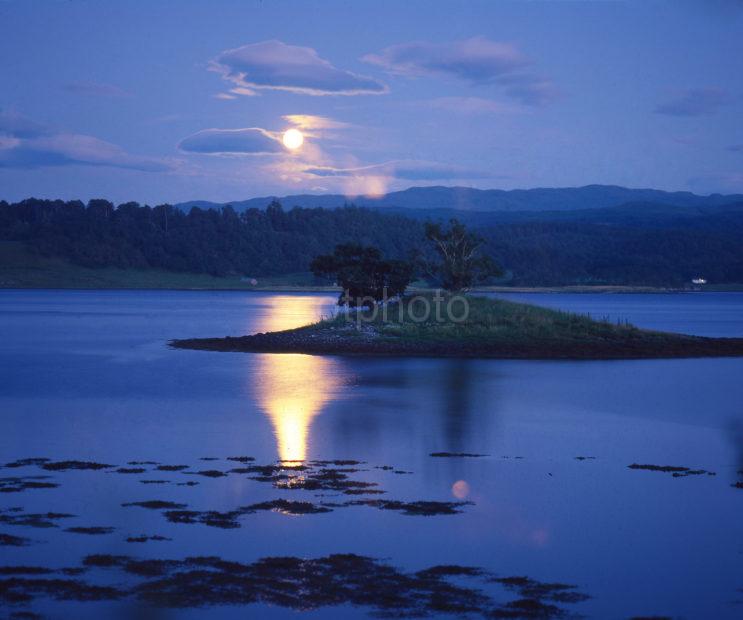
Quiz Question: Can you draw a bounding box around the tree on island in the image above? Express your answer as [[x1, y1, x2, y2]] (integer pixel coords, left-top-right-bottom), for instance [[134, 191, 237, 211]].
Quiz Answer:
[[420, 219, 502, 292], [310, 243, 413, 307]]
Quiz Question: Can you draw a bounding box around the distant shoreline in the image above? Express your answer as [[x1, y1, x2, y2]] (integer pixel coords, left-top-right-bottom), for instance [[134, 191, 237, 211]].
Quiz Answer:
[[3, 284, 743, 294]]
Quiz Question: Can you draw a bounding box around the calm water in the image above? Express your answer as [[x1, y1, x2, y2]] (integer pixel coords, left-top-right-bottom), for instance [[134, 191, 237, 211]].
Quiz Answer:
[[1, 290, 743, 618]]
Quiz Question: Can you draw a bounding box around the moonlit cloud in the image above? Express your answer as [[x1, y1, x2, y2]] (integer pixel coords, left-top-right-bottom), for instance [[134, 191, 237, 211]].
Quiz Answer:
[[283, 114, 350, 130], [362, 36, 555, 106], [210, 40, 388, 96], [655, 88, 733, 117], [0, 111, 170, 171], [304, 159, 496, 181], [178, 127, 283, 155]]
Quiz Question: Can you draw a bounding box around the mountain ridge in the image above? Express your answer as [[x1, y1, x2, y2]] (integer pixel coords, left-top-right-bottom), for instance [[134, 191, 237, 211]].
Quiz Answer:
[[175, 184, 743, 214]]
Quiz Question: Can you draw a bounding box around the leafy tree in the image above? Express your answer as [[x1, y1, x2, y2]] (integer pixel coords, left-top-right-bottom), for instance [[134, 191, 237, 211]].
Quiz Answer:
[[310, 243, 413, 306], [421, 219, 502, 291]]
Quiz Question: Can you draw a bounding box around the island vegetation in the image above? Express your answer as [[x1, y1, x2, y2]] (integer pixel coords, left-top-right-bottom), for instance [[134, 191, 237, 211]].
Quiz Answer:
[[173, 227, 743, 359], [171, 292, 743, 359]]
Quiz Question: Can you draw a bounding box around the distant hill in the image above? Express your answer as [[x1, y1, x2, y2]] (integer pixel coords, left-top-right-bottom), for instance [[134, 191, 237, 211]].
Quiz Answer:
[[175, 184, 743, 214]]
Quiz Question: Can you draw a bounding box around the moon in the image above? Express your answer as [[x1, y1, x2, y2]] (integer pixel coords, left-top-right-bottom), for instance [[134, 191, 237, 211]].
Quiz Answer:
[[282, 128, 304, 150]]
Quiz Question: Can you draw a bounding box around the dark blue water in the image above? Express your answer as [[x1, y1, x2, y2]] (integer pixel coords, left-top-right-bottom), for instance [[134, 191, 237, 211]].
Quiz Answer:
[[1, 290, 742, 619]]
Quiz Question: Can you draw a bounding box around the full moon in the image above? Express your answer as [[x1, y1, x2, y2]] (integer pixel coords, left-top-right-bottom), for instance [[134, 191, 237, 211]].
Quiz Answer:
[[282, 128, 304, 150]]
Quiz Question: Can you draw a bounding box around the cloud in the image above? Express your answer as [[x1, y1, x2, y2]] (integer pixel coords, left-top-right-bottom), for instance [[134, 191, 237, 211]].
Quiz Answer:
[[210, 40, 388, 96], [0, 111, 170, 171], [304, 159, 496, 181], [655, 88, 733, 117], [363, 37, 528, 81], [283, 114, 350, 130], [62, 81, 132, 98], [362, 37, 555, 106], [727, 144, 743, 152], [178, 127, 283, 155], [496, 73, 558, 107]]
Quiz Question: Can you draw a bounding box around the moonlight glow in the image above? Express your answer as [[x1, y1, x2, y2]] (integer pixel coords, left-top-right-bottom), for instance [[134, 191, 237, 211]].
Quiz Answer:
[[282, 128, 304, 150]]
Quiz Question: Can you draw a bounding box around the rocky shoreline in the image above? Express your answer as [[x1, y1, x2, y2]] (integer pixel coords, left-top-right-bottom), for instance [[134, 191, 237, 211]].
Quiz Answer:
[[170, 324, 743, 359]]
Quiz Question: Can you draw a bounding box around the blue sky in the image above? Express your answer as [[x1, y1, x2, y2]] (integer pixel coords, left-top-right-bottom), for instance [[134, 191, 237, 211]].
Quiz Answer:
[[1, 0, 742, 204]]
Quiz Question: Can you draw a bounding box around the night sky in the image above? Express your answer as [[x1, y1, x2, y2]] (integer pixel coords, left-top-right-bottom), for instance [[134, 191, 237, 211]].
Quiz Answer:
[[1, 0, 741, 204]]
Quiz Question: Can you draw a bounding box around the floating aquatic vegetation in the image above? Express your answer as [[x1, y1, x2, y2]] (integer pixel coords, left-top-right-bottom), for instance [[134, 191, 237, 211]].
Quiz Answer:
[[226, 456, 255, 463], [188, 470, 227, 478], [64, 526, 115, 535], [628, 464, 716, 477], [2, 459, 51, 469], [0, 574, 123, 604], [345, 499, 472, 516], [0, 533, 32, 547], [41, 461, 113, 472], [122, 501, 187, 510], [125, 535, 171, 543], [0, 509, 75, 529], [0, 553, 589, 618], [0, 476, 58, 493], [147, 496, 470, 529]]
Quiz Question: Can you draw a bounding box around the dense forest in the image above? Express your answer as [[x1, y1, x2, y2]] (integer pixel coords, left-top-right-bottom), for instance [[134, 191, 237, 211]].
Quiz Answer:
[[0, 198, 422, 278], [1, 197, 743, 286]]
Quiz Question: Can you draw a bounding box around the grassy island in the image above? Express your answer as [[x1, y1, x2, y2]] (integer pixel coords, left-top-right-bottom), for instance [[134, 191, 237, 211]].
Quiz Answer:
[[171, 294, 743, 359]]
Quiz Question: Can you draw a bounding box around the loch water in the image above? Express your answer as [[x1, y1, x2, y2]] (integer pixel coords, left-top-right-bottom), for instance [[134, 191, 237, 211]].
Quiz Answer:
[[1, 290, 742, 618]]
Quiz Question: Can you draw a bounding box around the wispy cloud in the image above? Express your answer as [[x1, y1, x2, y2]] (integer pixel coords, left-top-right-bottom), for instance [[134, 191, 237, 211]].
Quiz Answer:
[[363, 37, 527, 81], [363, 36, 556, 106], [727, 144, 743, 152], [304, 159, 496, 181], [210, 40, 388, 96], [283, 114, 350, 130], [178, 127, 283, 155], [62, 80, 132, 98], [0, 111, 170, 171], [655, 88, 733, 117]]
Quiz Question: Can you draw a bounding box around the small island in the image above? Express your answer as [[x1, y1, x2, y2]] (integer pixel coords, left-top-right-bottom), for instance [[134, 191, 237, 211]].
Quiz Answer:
[[171, 293, 743, 359], [174, 225, 743, 360]]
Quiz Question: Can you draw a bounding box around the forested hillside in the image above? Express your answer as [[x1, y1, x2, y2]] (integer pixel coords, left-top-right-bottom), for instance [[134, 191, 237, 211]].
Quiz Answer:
[[0, 198, 423, 278], [2, 197, 743, 286]]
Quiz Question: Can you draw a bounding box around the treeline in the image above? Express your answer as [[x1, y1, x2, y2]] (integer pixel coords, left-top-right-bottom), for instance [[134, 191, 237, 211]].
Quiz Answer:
[[0, 198, 423, 277], [485, 219, 743, 286], [2, 197, 743, 285]]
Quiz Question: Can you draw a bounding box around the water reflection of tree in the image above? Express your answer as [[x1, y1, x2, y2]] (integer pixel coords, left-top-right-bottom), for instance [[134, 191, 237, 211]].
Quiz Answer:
[[438, 360, 475, 452]]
